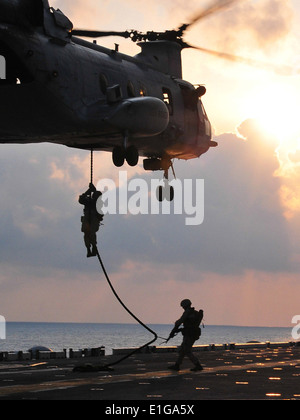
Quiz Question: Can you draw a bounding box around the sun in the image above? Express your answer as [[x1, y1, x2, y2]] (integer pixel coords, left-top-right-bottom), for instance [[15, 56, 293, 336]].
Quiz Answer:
[[242, 81, 300, 151]]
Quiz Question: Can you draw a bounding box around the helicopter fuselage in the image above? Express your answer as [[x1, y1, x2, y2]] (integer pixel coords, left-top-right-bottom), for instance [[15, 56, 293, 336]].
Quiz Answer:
[[0, 1, 217, 170]]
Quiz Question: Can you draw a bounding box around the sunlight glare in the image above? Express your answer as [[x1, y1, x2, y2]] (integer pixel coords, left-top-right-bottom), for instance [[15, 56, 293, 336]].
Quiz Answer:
[[242, 83, 300, 151]]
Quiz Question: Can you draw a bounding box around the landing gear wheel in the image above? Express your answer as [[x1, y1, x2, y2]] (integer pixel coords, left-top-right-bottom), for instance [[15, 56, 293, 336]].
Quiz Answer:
[[157, 186, 164, 202], [156, 164, 175, 202], [157, 185, 174, 202], [112, 146, 125, 167], [125, 145, 139, 167], [168, 185, 174, 202]]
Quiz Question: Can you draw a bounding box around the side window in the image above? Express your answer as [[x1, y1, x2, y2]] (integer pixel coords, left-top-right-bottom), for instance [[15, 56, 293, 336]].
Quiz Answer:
[[197, 101, 211, 137], [127, 81, 135, 98], [162, 88, 173, 115], [205, 120, 212, 137], [99, 73, 108, 95]]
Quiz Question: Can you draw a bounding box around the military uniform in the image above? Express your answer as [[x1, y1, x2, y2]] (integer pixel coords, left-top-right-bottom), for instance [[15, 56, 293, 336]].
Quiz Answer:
[[169, 300, 203, 372]]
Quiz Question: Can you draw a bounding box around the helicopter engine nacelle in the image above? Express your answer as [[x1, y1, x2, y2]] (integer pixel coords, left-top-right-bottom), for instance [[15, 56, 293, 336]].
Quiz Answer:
[[105, 97, 169, 137]]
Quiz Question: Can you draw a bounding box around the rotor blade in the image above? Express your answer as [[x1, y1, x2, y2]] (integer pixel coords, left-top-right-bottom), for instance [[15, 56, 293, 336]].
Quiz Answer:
[[183, 0, 247, 31], [72, 29, 131, 39], [189, 45, 295, 76]]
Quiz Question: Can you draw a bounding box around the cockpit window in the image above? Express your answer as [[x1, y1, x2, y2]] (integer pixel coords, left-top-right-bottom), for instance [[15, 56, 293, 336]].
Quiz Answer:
[[162, 88, 173, 115]]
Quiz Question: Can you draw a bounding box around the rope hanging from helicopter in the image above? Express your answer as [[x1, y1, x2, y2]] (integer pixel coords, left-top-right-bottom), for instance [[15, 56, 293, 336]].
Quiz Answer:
[[93, 246, 158, 370], [75, 149, 159, 371]]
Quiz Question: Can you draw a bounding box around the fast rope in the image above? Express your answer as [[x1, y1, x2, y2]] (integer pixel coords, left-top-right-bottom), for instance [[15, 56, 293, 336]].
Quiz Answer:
[[74, 149, 159, 372], [90, 148, 93, 185], [94, 246, 158, 370]]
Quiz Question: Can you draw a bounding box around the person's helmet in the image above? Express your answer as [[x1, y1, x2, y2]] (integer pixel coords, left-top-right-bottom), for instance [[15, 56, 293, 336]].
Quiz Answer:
[[181, 299, 192, 309]]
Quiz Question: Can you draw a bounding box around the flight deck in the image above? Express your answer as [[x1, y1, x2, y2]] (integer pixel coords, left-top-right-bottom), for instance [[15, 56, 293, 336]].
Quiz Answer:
[[0, 343, 299, 401]]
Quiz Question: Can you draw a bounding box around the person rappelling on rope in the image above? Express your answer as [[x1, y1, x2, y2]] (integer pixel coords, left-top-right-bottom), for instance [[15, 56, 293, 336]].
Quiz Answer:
[[79, 183, 103, 258]]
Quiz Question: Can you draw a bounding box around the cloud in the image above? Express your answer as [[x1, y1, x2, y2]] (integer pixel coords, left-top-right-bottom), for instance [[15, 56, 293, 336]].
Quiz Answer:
[[0, 144, 84, 269], [81, 119, 291, 279], [0, 118, 292, 278], [0, 143, 143, 273], [0, 120, 297, 325], [2, 257, 299, 327], [184, 0, 294, 53], [274, 141, 300, 221], [52, 0, 159, 32]]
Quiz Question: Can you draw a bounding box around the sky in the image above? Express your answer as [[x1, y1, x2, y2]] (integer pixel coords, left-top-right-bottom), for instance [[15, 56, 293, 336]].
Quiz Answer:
[[1, 0, 300, 330]]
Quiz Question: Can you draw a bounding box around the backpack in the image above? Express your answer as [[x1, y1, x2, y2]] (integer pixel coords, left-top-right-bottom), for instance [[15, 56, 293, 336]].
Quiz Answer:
[[197, 309, 204, 326], [183, 308, 204, 340]]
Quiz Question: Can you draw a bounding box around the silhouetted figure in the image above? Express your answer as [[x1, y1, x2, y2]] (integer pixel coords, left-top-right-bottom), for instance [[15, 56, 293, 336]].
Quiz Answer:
[[168, 299, 203, 372], [79, 183, 103, 258]]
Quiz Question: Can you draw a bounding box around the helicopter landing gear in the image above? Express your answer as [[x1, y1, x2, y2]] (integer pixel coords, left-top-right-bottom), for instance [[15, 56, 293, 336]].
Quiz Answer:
[[126, 145, 139, 167], [112, 146, 125, 167], [143, 157, 175, 202], [112, 133, 139, 167], [112, 145, 139, 167], [157, 168, 175, 202]]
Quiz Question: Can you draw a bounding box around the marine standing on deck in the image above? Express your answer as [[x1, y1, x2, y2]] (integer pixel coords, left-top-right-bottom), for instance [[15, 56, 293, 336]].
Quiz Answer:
[[168, 299, 203, 372]]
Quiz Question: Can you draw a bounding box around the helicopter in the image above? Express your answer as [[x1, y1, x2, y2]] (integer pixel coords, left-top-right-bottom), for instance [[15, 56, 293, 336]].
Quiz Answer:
[[0, 0, 279, 200]]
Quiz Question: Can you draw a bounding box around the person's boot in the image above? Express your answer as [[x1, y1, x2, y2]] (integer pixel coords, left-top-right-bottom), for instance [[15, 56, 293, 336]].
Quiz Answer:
[[190, 363, 203, 372], [168, 363, 180, 371]]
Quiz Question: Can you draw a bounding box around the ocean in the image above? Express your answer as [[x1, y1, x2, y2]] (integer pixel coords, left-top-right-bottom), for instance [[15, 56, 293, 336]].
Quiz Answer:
[[0, 323, 294, 356]]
